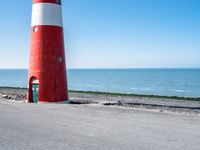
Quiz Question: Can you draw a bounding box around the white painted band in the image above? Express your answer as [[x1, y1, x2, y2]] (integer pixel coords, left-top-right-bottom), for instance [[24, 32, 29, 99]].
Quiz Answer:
[[31, 3, 63, 27]]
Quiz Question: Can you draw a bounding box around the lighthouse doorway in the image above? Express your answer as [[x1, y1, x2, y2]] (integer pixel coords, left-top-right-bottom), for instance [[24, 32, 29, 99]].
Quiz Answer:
[[31, 78, 39, 103]]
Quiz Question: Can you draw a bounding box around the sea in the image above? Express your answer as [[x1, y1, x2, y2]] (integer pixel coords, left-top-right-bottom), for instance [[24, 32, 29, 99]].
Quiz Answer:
[[0, 69, 200, 98]]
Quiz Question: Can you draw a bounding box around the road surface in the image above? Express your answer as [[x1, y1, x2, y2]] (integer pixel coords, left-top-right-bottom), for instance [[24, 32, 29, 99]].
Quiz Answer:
[[0, 99, 200, 150]]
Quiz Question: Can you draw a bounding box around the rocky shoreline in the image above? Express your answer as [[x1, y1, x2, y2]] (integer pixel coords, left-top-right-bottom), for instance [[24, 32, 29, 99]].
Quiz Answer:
[[0, 87, 27, 101], [1, 87, 200, 114]]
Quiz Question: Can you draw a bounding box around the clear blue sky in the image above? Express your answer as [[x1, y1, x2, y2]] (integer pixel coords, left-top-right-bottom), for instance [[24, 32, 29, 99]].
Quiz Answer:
[[0, 0, 199, 68]]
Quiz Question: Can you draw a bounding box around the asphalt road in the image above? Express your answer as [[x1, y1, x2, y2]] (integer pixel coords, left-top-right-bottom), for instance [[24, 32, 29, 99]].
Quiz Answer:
[[0, 100, 200, 150]]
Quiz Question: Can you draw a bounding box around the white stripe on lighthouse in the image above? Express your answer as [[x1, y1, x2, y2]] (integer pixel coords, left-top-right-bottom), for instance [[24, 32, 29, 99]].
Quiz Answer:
[[31, 3, 63, 27]]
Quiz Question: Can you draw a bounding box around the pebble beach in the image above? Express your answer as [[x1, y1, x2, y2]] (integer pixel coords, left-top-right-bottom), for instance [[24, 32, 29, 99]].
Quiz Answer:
[[1, 87, 200, 115]]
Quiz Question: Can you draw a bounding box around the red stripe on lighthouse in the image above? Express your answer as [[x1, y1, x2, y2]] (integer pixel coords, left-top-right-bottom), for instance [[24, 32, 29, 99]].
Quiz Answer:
[[33, 0, 61, 5], [28, 0, 68, 103]]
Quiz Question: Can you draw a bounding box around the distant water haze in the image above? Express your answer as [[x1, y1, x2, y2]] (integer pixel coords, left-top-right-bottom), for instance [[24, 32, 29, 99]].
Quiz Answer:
[[0, 69, 200, 98]]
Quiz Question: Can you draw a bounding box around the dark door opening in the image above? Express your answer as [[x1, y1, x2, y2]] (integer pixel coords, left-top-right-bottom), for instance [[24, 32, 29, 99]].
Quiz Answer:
[[32, 84, 39, 103]]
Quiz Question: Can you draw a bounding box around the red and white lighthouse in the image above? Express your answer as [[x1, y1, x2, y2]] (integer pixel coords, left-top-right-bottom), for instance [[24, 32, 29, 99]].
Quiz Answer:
[[28, 0, 69, 103]]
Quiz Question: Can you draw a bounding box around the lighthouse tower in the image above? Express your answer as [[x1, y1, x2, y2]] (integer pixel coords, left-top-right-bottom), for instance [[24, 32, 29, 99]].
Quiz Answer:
[[28, 0, 69, 103]]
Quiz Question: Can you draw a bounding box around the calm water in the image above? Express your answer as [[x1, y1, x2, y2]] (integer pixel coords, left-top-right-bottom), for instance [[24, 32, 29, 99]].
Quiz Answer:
[[0, 69, 200, 98]]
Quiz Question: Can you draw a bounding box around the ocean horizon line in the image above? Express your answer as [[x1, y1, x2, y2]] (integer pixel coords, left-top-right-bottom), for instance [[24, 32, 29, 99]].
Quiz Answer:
[[0, 69, 199, 98], [0, 67, 200, 70]]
